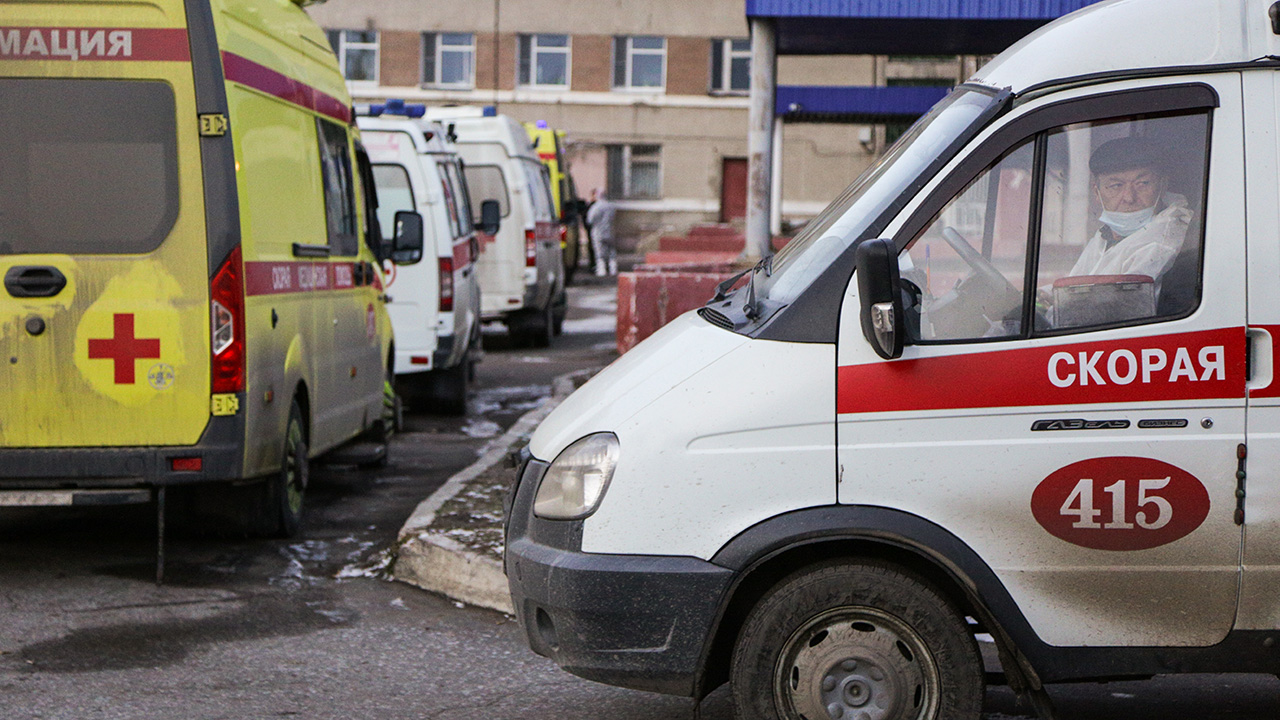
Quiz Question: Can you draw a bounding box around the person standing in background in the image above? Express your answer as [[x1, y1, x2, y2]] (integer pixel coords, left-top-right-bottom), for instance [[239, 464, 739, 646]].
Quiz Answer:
[[586, 188, 617, 276]]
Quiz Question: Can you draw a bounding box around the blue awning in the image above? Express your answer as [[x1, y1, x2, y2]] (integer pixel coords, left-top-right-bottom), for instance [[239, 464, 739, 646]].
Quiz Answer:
[[745, 0, 1105, 55], [746, 0, 1101, 20], [777, 85, 952, 122]]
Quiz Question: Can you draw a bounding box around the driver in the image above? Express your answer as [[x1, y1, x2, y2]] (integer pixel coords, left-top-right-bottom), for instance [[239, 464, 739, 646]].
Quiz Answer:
[[1068, 136, 1193, 295]]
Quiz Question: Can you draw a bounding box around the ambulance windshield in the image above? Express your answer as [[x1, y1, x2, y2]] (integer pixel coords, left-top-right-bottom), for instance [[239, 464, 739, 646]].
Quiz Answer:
[[758, 86, 1003, 306], [0, 79, 179, 256]]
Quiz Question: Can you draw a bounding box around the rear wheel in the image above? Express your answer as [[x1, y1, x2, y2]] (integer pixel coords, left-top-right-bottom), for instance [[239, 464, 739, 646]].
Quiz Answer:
[[531, 302, 554, 348], [731, 560, 983, 720], [429, 362, 468, 416]]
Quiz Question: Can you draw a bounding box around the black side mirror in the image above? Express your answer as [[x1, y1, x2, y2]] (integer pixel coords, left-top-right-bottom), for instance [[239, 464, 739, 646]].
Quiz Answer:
[[392, 210, 424, 265], [854, 238, 905, 360], [479, 199, 501, 235]]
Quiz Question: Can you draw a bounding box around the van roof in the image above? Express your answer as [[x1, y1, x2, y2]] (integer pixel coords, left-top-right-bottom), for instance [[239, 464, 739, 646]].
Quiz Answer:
[[431, 114, 538, 160], [974, 0, 1274, 94], [356, 115, 456, 155]]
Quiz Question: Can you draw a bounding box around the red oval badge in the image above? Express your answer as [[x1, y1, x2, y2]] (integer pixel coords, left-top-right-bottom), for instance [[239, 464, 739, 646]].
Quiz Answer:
[[1031, 457, 1210, 551]]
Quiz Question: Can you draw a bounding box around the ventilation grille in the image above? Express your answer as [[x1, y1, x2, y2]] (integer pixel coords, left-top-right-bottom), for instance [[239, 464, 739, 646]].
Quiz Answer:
[[697, 307, 735, 331]]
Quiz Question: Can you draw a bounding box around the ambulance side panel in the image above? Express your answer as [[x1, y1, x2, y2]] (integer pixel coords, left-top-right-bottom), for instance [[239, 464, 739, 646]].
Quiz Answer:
[[213, 0, 387, 472]]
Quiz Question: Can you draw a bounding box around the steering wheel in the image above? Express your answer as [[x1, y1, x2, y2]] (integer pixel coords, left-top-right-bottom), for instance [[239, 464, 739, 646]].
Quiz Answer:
[[940, 227, 1018, 297]]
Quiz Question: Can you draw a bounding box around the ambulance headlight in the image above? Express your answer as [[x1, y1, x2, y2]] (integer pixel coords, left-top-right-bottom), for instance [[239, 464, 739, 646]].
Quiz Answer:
[[534, 433, 619, 520]]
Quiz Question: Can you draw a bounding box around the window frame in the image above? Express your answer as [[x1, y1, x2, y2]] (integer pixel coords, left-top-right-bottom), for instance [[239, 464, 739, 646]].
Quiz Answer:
[[606, 143, 663, 200], [316, 118, 360, 257], [710, 38, 751, 95], [326, 29, 379, 85], [612, 35, 666, 91], [422, 32, 476, 89], [518, 33, 572, 90], [892, 83, 1218, 345]]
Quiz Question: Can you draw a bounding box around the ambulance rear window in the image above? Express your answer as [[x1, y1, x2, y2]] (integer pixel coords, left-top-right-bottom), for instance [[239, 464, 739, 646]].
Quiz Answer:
[[0, 79, 178, 256]]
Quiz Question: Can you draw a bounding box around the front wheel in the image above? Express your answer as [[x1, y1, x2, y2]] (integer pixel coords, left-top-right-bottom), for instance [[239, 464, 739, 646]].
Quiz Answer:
[[731, 561, 983, 720]]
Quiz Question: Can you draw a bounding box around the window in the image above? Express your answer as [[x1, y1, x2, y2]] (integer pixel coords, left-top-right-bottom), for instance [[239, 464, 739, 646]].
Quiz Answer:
[[901, 142, 1034, 342], [372, 164, 414, 245], [612, 36, 665, 90], [444, 161, 474, 236], [326, 30, 378, 83], [898, 108, 1211, 343], [519, 34, 570, 89], [1034, 112, 1210, 331], [316, 119, 358, 256], [606, 144, 661, 199], [422, 32, 475, 88], [885, 77, 955, 145], [521, 159, 555, 222], [0, 78, 178, 256], [436, 162, 466, 239], [710, 38, 750, 94], [463, 165, 510, 223]]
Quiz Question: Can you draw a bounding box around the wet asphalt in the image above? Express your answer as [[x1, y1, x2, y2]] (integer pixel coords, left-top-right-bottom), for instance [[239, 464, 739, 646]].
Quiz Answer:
[[2, 279, 1280, 719]]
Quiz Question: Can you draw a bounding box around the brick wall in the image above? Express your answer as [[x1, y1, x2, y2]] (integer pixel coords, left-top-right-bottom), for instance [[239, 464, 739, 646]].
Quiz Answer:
[[665, 36, 708, 95], [571, 35, 611, 92], [379, 30, 420, 87]]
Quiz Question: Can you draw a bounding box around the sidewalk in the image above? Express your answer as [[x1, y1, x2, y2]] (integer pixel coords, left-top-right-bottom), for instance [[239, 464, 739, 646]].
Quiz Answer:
[[392, 368, 599, 613]]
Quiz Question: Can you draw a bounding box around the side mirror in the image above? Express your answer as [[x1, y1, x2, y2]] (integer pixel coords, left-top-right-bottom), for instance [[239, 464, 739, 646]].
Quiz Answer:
[[854, 238, 905, 360], [392, 210, 424, 265], [479, 199, 502, 235]]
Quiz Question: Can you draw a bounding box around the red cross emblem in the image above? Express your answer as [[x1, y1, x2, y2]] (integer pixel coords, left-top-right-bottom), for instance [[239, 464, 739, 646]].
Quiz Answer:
[[88, 313, 161, 385]]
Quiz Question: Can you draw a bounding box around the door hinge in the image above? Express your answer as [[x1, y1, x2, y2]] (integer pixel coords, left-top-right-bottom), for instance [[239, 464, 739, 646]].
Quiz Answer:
[[1235, 442, 1247, 526], [199, 113, 229, 137]]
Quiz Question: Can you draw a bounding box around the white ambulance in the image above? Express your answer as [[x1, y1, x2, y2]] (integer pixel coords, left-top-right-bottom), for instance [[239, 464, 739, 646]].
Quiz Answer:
[[357, 101, 482, 415], [504, 0, 1280, 717], [427, 107, 565, 346]]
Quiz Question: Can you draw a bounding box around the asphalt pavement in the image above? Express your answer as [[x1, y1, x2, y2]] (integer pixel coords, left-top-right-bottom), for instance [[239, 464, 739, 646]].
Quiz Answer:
[[3, 278, 1280, 719]]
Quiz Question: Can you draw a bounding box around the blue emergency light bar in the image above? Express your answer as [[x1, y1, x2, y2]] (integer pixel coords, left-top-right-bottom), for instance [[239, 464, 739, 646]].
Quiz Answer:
[[482, 106, 497, 117], [361, 98, 427, 118]]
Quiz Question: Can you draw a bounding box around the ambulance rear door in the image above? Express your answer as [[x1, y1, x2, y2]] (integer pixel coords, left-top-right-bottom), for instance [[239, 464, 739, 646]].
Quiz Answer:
[[837, 76, 1246, 648], [0, 8, 214, 449]]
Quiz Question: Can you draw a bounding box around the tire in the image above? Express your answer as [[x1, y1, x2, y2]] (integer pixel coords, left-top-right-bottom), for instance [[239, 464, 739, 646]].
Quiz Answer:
[[245, 398, 308, 537], [429, 362, 468, 416], [731, 560, 983, 720], [531, 302, 554, 348]]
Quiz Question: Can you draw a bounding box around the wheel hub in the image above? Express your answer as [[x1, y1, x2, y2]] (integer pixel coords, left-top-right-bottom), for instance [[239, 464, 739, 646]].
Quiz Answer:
[[776, 608, 938, 720]]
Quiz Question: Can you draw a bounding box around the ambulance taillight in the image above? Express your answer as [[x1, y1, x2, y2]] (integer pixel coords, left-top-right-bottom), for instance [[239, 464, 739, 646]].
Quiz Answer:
[[210, 247, 246, 394], [525, 229, 537, 267], [439, 258, 454, 312]]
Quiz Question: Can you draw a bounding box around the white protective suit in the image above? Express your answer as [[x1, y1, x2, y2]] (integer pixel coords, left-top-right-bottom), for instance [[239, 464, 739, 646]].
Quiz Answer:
[[1069, 192, 1193, 295]]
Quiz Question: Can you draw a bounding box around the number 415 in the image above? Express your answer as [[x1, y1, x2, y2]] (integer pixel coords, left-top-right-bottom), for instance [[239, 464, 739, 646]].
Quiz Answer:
[[1061, 477, 1173, 530]]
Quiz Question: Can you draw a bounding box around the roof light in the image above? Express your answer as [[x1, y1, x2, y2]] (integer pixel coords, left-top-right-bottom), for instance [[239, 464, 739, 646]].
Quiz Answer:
[[535, 120, 549, 129], [482, 105, 497, 117]]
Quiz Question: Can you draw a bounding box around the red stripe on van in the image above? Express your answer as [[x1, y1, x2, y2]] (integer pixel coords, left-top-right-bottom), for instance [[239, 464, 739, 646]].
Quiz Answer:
[[221, 51, 352, 124], [243, 261, 361, 296], [0, 27, 190, 62], [836, 327, 1246, 415]]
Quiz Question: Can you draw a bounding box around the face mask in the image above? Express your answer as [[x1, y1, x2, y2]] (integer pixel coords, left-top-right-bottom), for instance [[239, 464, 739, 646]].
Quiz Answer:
[[1099, 205, 1155, 237]]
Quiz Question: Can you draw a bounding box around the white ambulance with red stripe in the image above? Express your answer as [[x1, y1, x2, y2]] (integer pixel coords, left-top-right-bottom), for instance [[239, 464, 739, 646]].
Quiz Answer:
[[504, 0, 1280, 717], [427, 106, 566, 347], [357, 101, 483, 415], [0, 0, 414, 540]]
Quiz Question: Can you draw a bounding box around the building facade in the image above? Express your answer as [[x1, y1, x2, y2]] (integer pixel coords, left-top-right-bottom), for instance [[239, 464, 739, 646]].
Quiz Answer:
[[306, 0, 976, 240]]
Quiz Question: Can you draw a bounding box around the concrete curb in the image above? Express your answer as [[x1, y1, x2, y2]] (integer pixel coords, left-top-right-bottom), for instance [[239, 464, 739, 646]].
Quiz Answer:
[[392, 368, 597, 614]]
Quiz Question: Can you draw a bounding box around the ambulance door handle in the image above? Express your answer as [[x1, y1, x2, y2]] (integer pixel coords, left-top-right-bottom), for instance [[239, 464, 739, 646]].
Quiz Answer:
[[1247, 327, 1274, 392], [4, 266, 66, 298]]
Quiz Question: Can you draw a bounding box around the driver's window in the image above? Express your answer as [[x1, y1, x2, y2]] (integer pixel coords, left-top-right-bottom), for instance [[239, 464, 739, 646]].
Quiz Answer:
[[1034, 111, 1210, 331], [900, 141, 1034, 342]]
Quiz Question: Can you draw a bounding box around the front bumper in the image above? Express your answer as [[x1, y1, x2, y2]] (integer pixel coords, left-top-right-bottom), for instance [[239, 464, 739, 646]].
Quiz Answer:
[[504, 456, 734, 696]]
